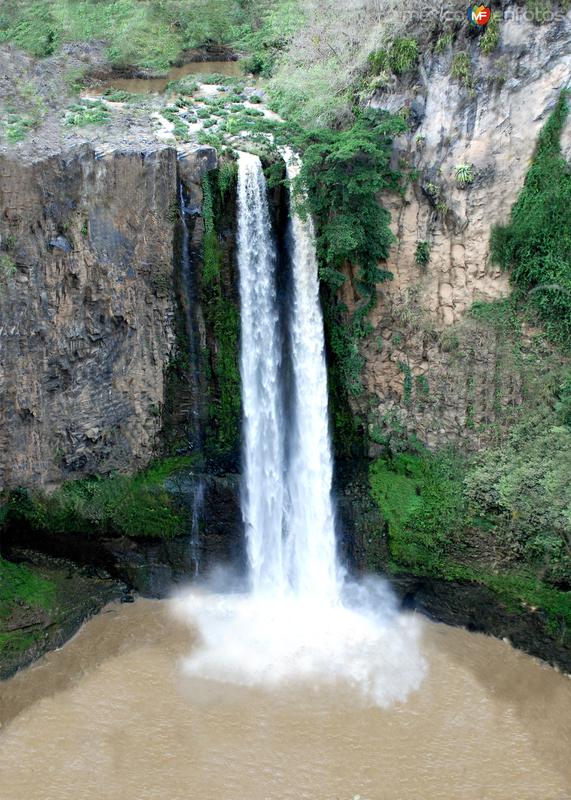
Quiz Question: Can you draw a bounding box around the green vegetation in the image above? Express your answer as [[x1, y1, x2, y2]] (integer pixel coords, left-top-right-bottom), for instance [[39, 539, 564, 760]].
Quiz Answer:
[[415, 241, 430, 269], [236, 0, 302, 78], [3, 113, 36, 142], [294, 112, 406, 396], [2, 80, 46, 143], [0, 557, 56, 619], [451, 52, 473, 89], [490, 92, 571, 348], [5, 456, 194, 538], [434, 32, 453, 54], [368, 38, 418, 77], [369, 447, 571, 634], [0, 557, 57, 657], [454, 163, 474, 188], [160, 106, 191, 141], [479, 12, 500, 55], [200, 165, 241, 455], [102, 88, 140, 103], [65, 99, 109, 126]]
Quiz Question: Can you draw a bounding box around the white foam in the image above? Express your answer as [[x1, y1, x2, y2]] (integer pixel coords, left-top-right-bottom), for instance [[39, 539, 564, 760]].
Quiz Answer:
[[173, 578, 426, 708]]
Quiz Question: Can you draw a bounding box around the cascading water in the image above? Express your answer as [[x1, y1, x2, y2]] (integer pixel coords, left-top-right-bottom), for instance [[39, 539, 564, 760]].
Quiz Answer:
[[282, 148, 339, 602], [237, 152, 285, 595], [188, 477, 204, 577], [174, 151, 427, 707], [239, 150, 338, 601]]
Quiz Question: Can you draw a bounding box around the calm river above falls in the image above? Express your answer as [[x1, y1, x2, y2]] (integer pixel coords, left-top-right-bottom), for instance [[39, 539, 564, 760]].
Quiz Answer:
[[0, 598, 570, 800]]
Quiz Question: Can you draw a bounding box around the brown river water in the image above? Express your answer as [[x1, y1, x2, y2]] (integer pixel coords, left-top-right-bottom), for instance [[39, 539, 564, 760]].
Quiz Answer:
[[92, 60, 243, 94], [0, 598, 570, 800]]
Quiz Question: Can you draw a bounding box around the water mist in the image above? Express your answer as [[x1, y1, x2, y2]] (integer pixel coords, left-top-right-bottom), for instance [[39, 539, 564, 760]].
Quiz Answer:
[[173, 151, 426, 707]]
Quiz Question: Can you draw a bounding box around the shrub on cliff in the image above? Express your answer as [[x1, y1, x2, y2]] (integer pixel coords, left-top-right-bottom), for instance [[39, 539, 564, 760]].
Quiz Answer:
[[490, 92, 571, 348], [294, 111, 406, 395], [5, 457, 194, 539], [0, 0, 242, 69]]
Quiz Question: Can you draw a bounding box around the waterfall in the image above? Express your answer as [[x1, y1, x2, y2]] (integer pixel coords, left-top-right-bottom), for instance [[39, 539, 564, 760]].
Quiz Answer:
[[176, 151, 426, 707], [189, 477, 204, 576], [282, 148, 339, 602], [237, 150, 339, 601], [237, 152, 285, 595]]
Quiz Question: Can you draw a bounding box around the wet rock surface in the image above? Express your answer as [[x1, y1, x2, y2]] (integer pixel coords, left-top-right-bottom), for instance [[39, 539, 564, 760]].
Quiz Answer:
[[389, 574, 571, 674], [342, 472, 571, 674], [0, 550, 126, 680]]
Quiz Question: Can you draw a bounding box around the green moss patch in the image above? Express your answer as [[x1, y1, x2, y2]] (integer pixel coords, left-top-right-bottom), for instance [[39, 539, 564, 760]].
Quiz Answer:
[[0, 557, 56, 618], [5, 456, 195, 539], [200, 165, 241, 457], [369, 449, 571, 636]]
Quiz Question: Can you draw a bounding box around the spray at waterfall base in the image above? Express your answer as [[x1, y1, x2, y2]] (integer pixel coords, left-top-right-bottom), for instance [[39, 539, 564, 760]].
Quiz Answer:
[[173, 151, 426, 707]]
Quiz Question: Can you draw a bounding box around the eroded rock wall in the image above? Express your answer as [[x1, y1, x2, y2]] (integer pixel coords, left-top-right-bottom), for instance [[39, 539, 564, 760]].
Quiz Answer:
[[0, 143, 215, 489], [358, 10, 571, 450]]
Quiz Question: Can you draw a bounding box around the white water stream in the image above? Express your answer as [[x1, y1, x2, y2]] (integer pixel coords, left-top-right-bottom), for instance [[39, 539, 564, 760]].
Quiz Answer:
[[174, 151, 425, 706]]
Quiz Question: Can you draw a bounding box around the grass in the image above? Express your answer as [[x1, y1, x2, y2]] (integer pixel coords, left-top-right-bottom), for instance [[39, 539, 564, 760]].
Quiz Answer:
[[369, 445, 571, 636], [65, 99, 109, 126], [0, 557, 56, 618], [6, 456, 196, 539], [0, 557, 56, 661], [0, 629, 42, 656]]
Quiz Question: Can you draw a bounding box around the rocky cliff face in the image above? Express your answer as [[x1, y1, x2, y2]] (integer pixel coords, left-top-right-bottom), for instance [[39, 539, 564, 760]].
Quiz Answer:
[[0, 143, 216, 490], [355, 11, 571, 450]]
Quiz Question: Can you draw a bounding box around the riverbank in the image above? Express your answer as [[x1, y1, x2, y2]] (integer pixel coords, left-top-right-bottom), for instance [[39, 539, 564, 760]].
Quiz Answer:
[[2, 457, 570, 680], [0, 551, 125, 680]]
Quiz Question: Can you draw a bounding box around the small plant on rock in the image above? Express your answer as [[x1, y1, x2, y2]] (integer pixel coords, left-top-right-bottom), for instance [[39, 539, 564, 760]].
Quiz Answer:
[[3, 113, 35, 143], [455, 163, 474, 188], [451, 52, 473, 89], [65, 100, 109, 126], [368, 38, 418, 77], [390, 38, 419, 74], [480, 12, 500, 55], [424, 182, 441, 200], [0, 253, 16, 282], [415, 240, 431, 269], [434, 32, 453, 54]]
